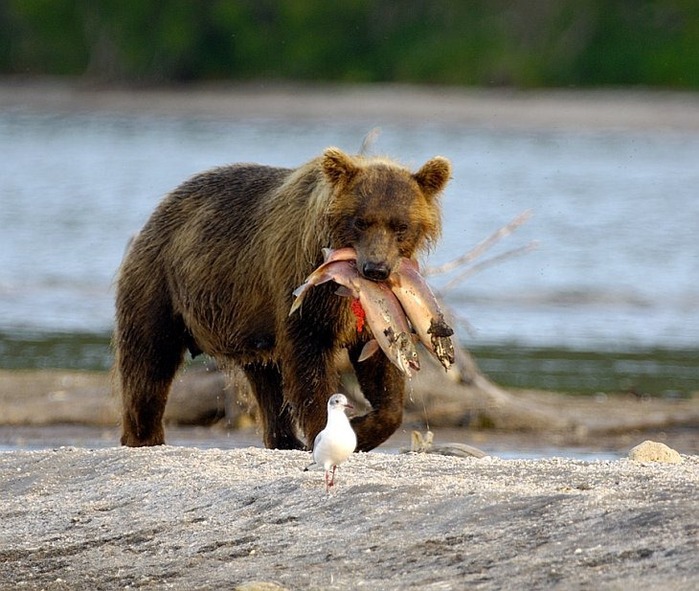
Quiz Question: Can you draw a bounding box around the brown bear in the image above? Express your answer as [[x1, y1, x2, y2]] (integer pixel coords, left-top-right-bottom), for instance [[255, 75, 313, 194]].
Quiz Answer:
[[114, 147, 451, 451]]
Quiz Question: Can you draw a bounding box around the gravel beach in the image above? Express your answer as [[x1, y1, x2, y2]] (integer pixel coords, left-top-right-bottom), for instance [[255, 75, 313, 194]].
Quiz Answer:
[[1, 446, 697, 590]]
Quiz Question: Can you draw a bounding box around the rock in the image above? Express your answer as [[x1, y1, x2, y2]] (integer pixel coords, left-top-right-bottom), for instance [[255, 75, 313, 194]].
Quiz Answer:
[[628, 440, 683, 463], [400, 430, 488, 458]]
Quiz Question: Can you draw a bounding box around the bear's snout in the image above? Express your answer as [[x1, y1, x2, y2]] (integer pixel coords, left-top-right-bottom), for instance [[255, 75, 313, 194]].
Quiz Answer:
[[361, 261, 391, 282]]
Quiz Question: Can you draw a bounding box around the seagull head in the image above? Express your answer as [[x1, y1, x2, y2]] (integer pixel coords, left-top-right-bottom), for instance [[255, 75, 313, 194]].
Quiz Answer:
[[327, 393, 353, 413]]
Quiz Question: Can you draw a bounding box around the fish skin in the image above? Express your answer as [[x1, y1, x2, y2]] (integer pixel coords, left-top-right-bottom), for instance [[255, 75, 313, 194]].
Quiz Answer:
[[321, 246, 357, 263], [388, 258, 455, 371], [290, 259, 419, 376], [356, 277, 420, 376], [289, 248, 361, 315]]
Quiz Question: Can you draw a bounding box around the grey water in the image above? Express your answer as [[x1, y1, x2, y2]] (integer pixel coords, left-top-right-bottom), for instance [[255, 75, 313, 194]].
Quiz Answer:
[[1, 107, 698, 394], [0, 425, 622, 460]]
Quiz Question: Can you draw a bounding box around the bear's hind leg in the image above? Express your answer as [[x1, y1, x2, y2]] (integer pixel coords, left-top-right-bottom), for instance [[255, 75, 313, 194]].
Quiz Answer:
[[115, 303, 186, 447], [243, 362, 304, 450]]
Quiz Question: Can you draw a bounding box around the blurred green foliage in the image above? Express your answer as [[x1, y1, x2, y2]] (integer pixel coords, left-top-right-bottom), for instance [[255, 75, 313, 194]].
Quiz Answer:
[[1, 0, 698, 88]]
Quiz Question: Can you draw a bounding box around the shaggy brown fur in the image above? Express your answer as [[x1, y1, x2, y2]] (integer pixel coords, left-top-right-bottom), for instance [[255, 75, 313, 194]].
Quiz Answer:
[[115, 147, 451, 451]]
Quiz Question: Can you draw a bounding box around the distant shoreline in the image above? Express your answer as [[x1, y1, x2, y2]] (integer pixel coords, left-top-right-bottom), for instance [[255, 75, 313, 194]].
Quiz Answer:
[[2, 76, 699, 131]]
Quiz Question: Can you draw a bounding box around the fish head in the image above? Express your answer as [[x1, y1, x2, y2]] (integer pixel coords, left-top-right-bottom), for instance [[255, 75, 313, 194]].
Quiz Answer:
[[386, 329, 420, 376], [428, 316, 456, 370], [322, 247, 358, 264]]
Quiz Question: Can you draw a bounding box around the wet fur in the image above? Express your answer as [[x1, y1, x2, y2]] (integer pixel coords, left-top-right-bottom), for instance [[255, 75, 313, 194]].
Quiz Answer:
[[115, 148, 450, 451]]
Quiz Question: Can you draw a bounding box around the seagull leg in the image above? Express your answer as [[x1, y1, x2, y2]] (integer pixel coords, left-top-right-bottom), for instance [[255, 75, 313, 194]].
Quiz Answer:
[[325, 470, 331, 492]]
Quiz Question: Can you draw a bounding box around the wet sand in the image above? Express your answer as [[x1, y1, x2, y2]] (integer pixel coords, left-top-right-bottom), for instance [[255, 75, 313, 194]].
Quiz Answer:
[[1, 367, 697, 456]]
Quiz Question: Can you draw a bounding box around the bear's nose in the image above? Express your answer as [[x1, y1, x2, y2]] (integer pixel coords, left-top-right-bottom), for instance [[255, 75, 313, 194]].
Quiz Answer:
[[362, 261, 391, 281]]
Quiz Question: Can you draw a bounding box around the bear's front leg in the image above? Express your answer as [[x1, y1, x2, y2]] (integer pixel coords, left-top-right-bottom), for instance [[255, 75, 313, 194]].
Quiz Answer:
[[282, 347, 341, 449], [348, 341, 406, 451], [281, 313, 342, 449]]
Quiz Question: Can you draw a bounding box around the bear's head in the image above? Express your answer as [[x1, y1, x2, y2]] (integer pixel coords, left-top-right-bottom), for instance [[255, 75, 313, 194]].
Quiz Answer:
[[322, 147, 451, 281]]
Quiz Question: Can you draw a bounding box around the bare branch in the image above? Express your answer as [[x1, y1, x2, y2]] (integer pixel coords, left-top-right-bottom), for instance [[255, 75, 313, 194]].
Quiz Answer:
[[425, 209, 533, 276], [359, 127, 382, 155], [442, 240, 539, 292]]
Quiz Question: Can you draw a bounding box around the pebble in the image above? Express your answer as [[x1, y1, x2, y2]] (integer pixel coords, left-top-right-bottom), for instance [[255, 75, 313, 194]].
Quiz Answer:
[[235, 582, 288, 591]]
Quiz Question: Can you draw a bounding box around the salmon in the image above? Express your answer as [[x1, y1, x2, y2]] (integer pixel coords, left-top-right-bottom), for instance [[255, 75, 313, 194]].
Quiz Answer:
[[350, 277, 420, 376], [289, 248, 357, 315], [290, 259, 420, 376], [388, 258, 455, 371]]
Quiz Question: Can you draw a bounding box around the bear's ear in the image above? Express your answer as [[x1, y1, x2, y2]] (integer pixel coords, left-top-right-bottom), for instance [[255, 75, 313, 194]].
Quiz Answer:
[[322, 147, 359, 187], [414, 156, 451, 198]]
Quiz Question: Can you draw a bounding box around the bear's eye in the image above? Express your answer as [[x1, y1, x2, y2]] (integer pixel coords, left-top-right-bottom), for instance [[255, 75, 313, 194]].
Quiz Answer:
[[393, 222, 410, 242], [354, 218, 369, 231], [390, 221, 409, 234]]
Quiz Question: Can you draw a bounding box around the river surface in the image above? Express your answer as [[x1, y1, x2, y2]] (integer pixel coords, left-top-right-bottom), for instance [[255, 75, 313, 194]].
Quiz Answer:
[[1, 107, 697, 394], [0, 425, 623, 461]]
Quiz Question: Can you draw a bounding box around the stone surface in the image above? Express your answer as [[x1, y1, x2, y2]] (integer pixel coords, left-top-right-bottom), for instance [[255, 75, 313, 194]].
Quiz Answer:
[[629, 440, 684, 464]]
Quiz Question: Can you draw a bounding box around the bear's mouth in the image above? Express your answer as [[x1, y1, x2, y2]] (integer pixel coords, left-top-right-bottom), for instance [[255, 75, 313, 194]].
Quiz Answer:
[[290, 247, 455, 375]]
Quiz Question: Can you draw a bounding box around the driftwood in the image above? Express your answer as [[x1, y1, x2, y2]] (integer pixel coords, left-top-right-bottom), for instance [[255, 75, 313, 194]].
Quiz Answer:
[[1, 366, 697, 447], [0, 214, 537, 432], [0, 367, 229, 427]]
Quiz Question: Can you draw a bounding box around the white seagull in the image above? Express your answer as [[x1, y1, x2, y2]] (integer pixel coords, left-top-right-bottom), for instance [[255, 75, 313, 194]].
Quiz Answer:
[[308, 393, 357, 492]]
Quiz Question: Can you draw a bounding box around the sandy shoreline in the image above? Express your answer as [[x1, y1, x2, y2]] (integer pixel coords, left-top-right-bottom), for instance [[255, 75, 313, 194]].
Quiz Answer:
[[2, 77, 699, 131], [0, 370, 697, 589], [1, 446, 697, 590]]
